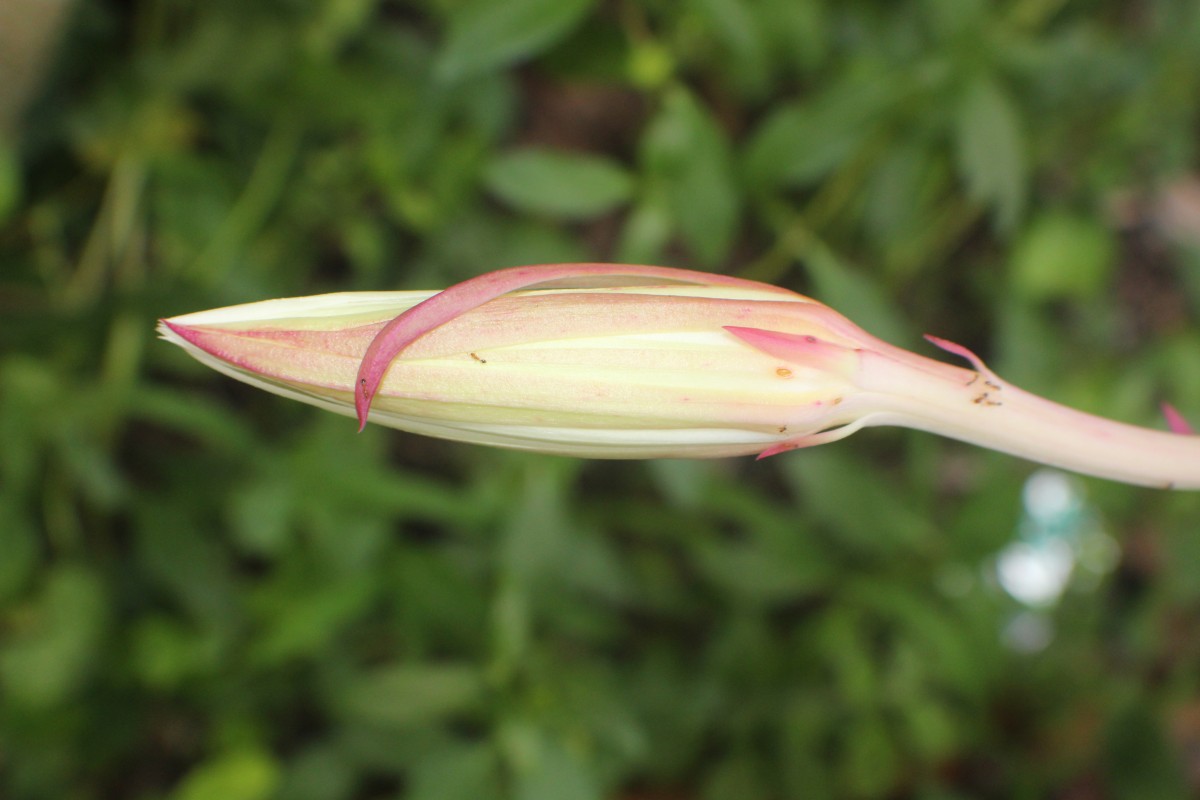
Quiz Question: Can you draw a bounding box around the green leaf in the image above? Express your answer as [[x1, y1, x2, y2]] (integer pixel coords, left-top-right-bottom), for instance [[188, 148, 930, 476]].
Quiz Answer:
[[616, 194, 673, 264], [0, 565, 108, 708], [484, 148, 634, 220], [0, 498, 36, 600], [641, 88, 739, 265], [693, 0, 770, 95], [409, 743, 502, 800], [1105, 703, 1191, 800], [840, 715, 899, 797], [752, 0, 828, 74], [703, 754, 771, 800], [135, 502, 239, 627], [955, 76, 1027, 233], [0, 143, 19, 223], [781, 449, 934, 555], [436, 0, 595, 83], [130, 616, 220, 689], [275, 746, 355, 800], [250, 579, 375, 666], [334, 663, 484, 728], [172, 750, 280, 800], [922, 0, 987, 40], [227, 475, 296, 557], [502, 725, 603, 800], [694, 537, 827, 603], [1010, 212, 1116, 301], [743, 75, 897, 189], [863, 139, 941, 255]]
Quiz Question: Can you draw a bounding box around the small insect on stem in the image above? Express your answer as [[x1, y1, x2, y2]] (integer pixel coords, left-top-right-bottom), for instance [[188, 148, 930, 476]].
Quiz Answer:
[[470, 352, 487, 363]]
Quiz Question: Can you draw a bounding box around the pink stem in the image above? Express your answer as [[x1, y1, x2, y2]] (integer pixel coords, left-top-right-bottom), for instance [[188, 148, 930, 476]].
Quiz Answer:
[[857, 338, 1200, 489]]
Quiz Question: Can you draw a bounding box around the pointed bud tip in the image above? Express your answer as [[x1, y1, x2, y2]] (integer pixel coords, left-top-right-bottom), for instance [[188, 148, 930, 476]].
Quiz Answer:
[[158, 318, 200, 346]]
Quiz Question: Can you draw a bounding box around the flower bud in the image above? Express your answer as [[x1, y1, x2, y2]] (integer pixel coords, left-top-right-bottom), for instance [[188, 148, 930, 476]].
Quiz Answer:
[[161, 264, 1200, 487]]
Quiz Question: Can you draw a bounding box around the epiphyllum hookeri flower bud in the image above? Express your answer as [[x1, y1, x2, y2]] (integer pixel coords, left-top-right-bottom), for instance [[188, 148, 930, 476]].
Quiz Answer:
[[160, 264, 1200, 489]]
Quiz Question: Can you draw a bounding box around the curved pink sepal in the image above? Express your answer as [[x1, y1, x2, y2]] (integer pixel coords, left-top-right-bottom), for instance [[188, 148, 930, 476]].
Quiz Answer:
[[755, 422, 864, 460], [923, 334, 990, 373], [354, 264, 798, 430]]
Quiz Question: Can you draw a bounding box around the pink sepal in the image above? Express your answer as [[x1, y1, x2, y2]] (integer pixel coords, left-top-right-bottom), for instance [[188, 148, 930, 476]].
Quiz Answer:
[[1162, 402, 1195, 435]]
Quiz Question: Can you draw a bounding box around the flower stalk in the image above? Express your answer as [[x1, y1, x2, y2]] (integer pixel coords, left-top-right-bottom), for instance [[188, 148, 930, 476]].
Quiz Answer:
[[160, 263, 1200, 489]]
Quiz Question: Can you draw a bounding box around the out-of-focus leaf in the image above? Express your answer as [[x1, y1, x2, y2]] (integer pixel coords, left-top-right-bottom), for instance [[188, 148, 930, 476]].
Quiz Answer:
[[841, 715, 899, 798], [484, 148, 634, 220], [994, 296, 1065, 389], [499, 457, 577, 581], [864, 139, 945, 261], [1105, 703, 1190, 800], [752, 0, 828, 74], [845, 580, 987, 694], [642, 88, 739, 265], [690, 483, 830, 602], [694, 537, 827, 603], [135, 501, 239, 627], [292, 427, 492, 526], [693, 0, 769, 95], [61, 436, 128, 510], [815, 609, 877, 709], [130, 615, 221, 689], [436, 0, 595, 82], [922, 0, 987, 40], [914, 788, 974, 800], [778, 695, 834, 798], [0, 565, 107, 708], [334, 663, 484, 728], [275, 745, 355, 800], [409, 742, 502, 800], [781, 449, 934, 555], [0, 498, 37, 600], [501, 723, 603, 800], [492, 578, 532, 678], [1010, 212, 1116, 300], [554, 527, 636, 604], [616, 194, 672, 264], [0, 358, 60, 491], [743, 75, 897, 189], [250, 577, 375, 666], [0, 143, 19, 222], [902, 697, 959, 761], [228, 475, 295, 557], [127, 384, 258, 456], [703, 753, 770, 800], [955, 76, 1026, 232], [171, 750, 280, 800]]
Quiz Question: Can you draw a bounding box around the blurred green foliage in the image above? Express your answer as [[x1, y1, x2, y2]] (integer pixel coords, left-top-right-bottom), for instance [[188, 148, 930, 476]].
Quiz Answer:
[[3, 1, 1200, 798]]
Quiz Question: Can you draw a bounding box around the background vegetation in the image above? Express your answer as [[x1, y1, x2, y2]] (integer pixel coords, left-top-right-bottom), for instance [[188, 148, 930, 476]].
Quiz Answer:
[[4, 1, 1200, 797]]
